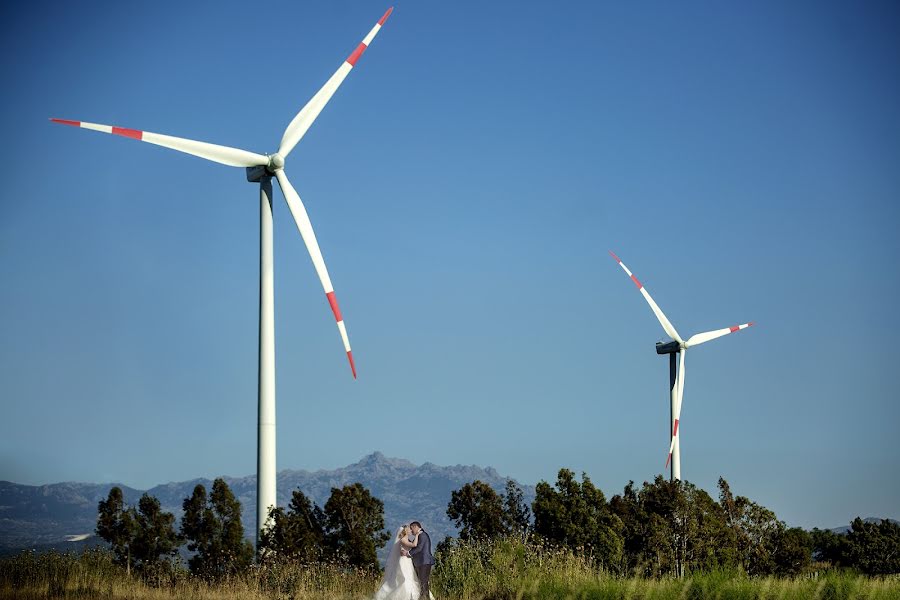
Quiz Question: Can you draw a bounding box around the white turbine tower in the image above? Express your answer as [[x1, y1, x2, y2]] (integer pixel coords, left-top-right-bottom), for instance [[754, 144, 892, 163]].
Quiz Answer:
[[609, 251, 753, 481], [52, 8, 394, 548]]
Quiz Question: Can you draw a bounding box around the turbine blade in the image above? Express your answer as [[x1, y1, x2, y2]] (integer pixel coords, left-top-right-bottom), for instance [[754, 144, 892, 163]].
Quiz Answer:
[[685, 322, 754, 347], [278, 7, 393, 158], [609, 251, 683, 344], [666, 349, 687, 465], [274, 170, 356, 378], [50, 119, 268, 168]]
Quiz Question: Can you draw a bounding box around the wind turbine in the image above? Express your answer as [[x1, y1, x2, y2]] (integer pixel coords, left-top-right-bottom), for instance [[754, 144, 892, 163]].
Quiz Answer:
[[609, 251, 753, 481], [51, 7, 394, 547]]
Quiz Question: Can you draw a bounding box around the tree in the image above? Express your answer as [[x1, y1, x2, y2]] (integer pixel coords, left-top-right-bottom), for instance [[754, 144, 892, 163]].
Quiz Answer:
[[845, 517, 900, 575], [532, 469, 623, 570], [447, 480, 507, 541], [717, 477, 784, 576], [502, 480, 531, 540], [810, 527, 848, 568], [258, 488, 327, 562], [772, 527, 812, 576], [96, 487, 137, 575], [181, 484, 214, 572], [610, 481, 651, 575], [131, 493, 181, 573], [180, 479, 253, 578], [609, 477, 737, 577], [323, 483, 390, 570]]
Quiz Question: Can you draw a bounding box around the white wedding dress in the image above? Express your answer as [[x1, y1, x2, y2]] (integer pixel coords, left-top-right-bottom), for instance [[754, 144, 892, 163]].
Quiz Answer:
[[373, 528, 435, 600]]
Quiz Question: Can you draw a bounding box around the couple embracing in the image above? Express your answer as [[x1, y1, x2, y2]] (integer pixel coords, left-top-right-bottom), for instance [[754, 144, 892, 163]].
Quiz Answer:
[[373, 521, 435, 600]]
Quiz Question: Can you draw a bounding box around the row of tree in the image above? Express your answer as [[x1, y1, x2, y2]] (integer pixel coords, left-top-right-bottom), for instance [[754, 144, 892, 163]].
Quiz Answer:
[[97, 479, 391, 578], [257, 483, 389, 569], [98, 470, 899, 580], [97, 480, 252, 579], [444, 470, 900, 577]]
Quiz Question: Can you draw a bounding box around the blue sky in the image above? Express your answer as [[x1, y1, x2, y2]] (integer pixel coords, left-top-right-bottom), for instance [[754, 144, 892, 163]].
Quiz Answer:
[[1, 1, 898, 530]]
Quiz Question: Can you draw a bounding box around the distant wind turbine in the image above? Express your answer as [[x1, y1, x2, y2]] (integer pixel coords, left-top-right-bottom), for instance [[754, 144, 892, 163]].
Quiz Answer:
[[52, 7, 395, 547], [609, 251, 753, 481]]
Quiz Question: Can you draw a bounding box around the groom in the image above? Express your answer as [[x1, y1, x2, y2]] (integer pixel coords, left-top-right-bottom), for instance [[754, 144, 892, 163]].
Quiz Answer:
[[409, 521, 434, 599]]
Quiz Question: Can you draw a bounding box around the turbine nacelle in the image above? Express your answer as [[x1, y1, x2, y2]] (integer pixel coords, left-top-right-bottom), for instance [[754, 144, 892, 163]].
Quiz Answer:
[[655, 340, 681, 355], [267, 153, 285, 172], [245, 154, 288, 182]]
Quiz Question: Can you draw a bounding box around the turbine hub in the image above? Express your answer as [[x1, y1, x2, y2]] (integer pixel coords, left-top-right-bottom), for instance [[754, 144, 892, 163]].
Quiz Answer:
[[267, 153, 285, 172]]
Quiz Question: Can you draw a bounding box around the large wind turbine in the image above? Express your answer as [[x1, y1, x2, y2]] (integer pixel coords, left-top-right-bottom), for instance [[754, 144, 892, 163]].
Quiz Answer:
[[609, 251, 753, 481], [52, 8, 394, 547]]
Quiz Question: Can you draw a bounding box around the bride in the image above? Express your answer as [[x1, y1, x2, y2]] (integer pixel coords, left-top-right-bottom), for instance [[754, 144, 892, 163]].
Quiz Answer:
[[373, 525, 434, 600]]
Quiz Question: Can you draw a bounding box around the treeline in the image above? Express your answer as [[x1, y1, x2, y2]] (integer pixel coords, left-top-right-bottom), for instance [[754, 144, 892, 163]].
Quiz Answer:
[[443, 469, 900, 577], [95, 480, 390, 581], [95, 469, 900, 584]]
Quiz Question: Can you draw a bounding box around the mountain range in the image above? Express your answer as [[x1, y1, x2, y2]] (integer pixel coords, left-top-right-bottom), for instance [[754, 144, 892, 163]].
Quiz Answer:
[[0, 452, 534, 561]]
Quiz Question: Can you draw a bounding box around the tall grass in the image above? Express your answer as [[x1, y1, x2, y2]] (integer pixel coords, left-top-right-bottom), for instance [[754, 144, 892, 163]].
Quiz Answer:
[[0, 549, 377, 600], [432, 537, 900, 600], [2, 540, 898, 600]]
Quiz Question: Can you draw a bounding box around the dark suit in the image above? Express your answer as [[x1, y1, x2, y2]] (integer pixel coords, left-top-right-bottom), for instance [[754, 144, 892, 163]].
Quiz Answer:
[[409, 529, 434, 599]]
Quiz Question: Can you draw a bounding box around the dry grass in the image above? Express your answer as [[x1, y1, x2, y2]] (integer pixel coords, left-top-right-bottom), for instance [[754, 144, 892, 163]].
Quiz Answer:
[[2, 541, 899, 600]]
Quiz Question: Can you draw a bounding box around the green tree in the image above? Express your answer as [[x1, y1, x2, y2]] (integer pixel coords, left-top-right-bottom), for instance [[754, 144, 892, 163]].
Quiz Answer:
[[610, 481, 651, 575], [681, 481, 736, 574], [180, 479, 253, 578], [96, 487, 137, 575], [532, 469, 623, 571], [131, 493, 181, 572], [323, 483, 390, 570], [258, 488, 327, 563], [810, 527, 848, 568], [772, 526, 812, 576], [181, 484, 214, 572], [717, 477, 783, 576], [447, 480, 507, 541], [611, 477, 735, 577], [502, 480, 531, 540], [845, 517, 900, 575]]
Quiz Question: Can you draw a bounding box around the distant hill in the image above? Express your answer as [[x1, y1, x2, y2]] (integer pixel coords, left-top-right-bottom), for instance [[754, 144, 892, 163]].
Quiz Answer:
[[0, 452, 534, 561]]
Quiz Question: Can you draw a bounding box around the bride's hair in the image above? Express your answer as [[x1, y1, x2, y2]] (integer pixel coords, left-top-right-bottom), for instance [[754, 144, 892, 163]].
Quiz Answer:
[[398, 525, 409, 540]]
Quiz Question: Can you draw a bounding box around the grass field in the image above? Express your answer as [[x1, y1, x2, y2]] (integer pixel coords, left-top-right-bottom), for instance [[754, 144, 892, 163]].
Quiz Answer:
[[2, 540, 899, 600]]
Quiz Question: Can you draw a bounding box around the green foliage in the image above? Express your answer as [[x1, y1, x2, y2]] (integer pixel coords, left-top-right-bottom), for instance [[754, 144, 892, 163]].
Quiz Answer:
[[323, 483, 389, 570], [180, 479, 253, 579], [258, 482, 389, 572], [447, 480, 507, 541], [431, 535, 900, 600], [131, 493, 181, 573], [532, 468, 624, 571], [258, 488, 328, 563], [2, 534, 900, 600], [845, 517, 900, 575], [502, 479, 532, 539], [97, 487, 180, 578], [446, 479, 532, 543], [609, 476, 737, 577], [717, 476, 787, 576], [96, 486, 137, 573], [773, 526, 813, 576], [323, 482, 391, 570], [812, 526, 850, 567]]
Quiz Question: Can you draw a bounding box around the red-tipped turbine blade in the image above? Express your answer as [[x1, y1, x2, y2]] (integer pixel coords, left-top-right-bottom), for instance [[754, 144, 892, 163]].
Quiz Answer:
[[275, 170, 357, 379], [609, 251, 683, 344], [50, 118, 268, 168], [278, 7, 394, 158], [685, 322, 754, 347]]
